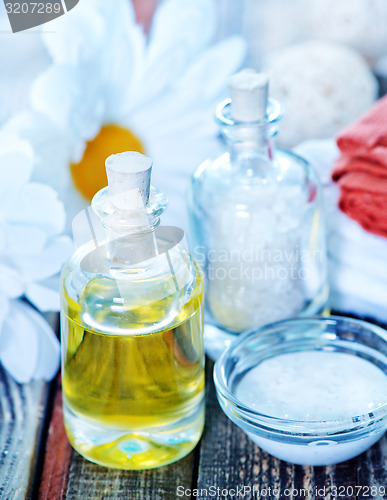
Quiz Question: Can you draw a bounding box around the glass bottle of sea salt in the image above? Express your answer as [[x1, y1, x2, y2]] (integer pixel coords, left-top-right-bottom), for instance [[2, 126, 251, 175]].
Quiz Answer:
[[188, 69, 328, 359]]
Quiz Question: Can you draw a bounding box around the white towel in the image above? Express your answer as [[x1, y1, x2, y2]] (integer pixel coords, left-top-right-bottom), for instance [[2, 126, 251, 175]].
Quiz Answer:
[[295, 139, 387, 323]]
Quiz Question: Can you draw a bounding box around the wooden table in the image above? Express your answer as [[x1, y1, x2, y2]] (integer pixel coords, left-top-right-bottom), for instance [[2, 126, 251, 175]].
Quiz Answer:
[[1, 344, 386, 500]]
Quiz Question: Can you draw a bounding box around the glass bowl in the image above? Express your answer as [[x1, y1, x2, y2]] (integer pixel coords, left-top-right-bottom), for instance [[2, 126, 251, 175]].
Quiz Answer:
[[214, 316, 387, 466]]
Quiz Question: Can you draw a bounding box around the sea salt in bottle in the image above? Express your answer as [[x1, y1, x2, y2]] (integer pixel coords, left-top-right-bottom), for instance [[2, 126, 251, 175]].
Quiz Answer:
[[188, 69, 328, 358]]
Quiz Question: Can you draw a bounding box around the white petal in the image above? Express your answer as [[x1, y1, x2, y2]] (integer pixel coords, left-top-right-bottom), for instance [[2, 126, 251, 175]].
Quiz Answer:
[[30, 308, 60, 381], [26, 281, 61, 313], [148, 0, 216, 65], [173, 36, 247, 104], [0, 300, 39, 383], [43, 2, 105, 65], [16, 235, 73, 283], [0, 300, 60, 382], [0, 264, 24, 299], [0, 12, 50, 126], [135, 102, 216, 145], [2, 224, 47, 255], [0, 132, 34, 214], [61, 183, 88, 234], [4, 111, 86, 234], [7, 182, 66, 236], [99, 9, 146, 120], [81, 0, 136, 25], [4, 111, 71, 200], [130, 37, 246, 137], [127, 43, 187, 111], [0, 296, 10, 334], [130, 0, 217, 107], [31, 65, 76, 129], [30, 65, 105, 156]]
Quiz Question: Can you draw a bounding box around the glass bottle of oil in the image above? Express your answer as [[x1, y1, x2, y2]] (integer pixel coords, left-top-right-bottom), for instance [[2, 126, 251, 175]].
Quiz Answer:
[[60, 152, 205, 470]]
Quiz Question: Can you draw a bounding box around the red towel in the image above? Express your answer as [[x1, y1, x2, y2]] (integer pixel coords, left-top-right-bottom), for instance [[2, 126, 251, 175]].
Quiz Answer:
[[337, 173, 387, 238], [333, 96, 387, 238], [336, 95, 387, 154], [332, 156, 387, 181]]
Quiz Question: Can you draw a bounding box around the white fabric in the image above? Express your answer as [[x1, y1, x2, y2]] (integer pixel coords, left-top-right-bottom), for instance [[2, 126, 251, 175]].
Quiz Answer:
[[295, 139, 387, 323]]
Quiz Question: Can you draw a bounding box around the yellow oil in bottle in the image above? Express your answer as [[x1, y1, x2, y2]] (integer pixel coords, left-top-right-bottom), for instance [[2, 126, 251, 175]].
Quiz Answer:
[[61, 273, 205, 470]]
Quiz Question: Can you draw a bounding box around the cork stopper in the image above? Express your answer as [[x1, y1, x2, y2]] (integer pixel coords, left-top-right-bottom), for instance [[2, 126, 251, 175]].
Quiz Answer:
[[105, 152, 152, 211], [229, 69, 269, 122]]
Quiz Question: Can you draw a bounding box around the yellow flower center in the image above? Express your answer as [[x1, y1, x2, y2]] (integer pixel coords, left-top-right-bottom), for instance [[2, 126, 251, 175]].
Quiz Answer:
[[70, 124, 145, 201]]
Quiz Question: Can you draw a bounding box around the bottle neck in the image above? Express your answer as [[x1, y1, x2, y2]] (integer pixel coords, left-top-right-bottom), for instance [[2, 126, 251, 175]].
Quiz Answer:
[[223, 126, 276, 166], [91, 185, 167, 271], [216, 97, 283, 173], [105, 223, 159, 271]]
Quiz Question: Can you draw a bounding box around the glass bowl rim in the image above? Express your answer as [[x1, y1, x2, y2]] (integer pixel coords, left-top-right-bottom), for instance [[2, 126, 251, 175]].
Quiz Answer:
[[214, 315, 387, 434]]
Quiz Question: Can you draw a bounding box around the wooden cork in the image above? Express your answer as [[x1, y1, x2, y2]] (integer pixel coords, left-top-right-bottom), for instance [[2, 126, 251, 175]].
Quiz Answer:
[[229, 68, 269, 122], [105, 152, 152, 211]]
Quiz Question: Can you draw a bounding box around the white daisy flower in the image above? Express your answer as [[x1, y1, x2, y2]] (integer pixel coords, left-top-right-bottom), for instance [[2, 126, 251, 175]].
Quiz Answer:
[[12, 0, 246, 232], [0, 130, 73, 382]]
